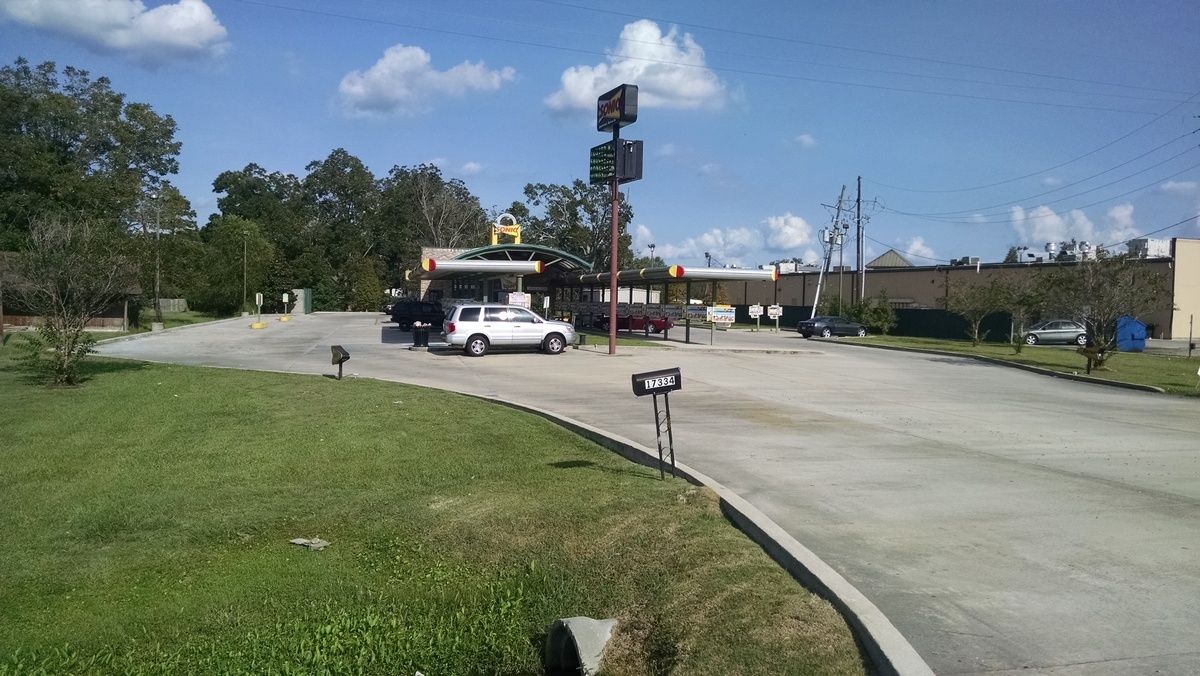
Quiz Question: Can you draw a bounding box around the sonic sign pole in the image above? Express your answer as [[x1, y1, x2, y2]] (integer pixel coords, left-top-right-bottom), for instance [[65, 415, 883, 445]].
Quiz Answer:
[[594, 84, 642, 355]]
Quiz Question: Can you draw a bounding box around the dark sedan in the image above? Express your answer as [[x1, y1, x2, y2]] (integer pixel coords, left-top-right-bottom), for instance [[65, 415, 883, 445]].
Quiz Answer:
[[797, 315, 867, 338]]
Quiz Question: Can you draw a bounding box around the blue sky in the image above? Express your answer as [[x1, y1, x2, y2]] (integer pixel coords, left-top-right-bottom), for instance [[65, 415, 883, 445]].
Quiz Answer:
[[4, 0, 1200, 269]]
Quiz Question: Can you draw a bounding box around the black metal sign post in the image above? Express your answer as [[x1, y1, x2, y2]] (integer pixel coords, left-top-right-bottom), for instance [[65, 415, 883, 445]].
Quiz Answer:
[[632, 367, 681, 480]]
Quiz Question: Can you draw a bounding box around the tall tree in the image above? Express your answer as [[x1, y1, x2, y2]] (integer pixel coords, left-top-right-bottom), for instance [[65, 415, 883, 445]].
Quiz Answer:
[[133, 182, 197, 323], [381, 164, 489, 248], [302, 149, 381, 308], [0, 58, 180, 249], [520, 179, 634, 271], [211, 163, 305, 261], [11, 218, 137, 385]]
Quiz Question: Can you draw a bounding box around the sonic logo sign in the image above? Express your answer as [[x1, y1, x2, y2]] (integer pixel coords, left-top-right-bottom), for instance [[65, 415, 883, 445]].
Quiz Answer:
[[597, 84, 638, 132]]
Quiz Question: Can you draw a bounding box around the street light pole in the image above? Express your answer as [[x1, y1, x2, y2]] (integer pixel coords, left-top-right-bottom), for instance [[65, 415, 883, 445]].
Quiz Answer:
[[151, 192, 163, 324], [242, 230, 248, 312]]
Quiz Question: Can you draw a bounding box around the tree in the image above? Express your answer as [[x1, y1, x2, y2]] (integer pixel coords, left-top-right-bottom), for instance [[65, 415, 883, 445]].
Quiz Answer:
[[11, 218, 137, 385], [520, 179, 634, 270], [212, 163, 306, 262], [350, 258, 384, 312], [992, 269, 1044, 353], [0, 58, 180, 250], [944, 278, 1004, 345], [1002, 247, 1019, 264], [190, 216, 272, 315], [855, 290, 898, 335], [381, 164, 489, 250], [1042, 253, 1170, 351], [132, 182, 198, 323]]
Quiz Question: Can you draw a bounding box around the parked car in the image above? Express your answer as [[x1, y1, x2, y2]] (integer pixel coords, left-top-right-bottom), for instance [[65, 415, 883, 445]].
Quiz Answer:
[[1024, 319, 1088, 346], [797, 316, 867, 338], [444, 304, 575, 357], [390, 300, 446, 332], [593, 315, 674, 333]]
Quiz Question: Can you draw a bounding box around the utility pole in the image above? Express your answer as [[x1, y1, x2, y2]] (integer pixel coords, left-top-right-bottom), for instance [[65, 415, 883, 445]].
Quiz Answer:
[[242, 230, 248, 312], [151, 192, 163, 324], [856, 175, 865, 302], [811, 186, 845, 319]]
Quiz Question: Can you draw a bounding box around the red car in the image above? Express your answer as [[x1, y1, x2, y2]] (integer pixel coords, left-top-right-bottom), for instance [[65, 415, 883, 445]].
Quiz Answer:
[[594, 315, 674, 334]]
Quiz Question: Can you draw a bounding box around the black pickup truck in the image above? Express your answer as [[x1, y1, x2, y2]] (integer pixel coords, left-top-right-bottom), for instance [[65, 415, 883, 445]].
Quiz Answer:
[[390, 301, 445, 331]]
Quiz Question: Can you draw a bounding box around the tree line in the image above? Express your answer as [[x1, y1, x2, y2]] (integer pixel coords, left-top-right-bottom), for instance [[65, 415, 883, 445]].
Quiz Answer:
[[1, 58, 636, 319]]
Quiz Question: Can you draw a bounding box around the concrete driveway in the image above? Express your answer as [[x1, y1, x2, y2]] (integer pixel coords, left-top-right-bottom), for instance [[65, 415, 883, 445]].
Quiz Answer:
[[98, 313, 1200, 675]]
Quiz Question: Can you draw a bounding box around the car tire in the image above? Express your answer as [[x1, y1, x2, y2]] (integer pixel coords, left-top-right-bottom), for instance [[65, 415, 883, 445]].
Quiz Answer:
[[1075, 334, 1088, 346], [599, 321, 609, 331], [820, 327, 833, 338], [464, 334, 489, 357], [856, 327, 867, 337], [397, 319, 413, 332], [1025, 334, 1039, 345], [544, 333, 566, 355], [647, 321, 660, 334], [800, 332, 812, 338]]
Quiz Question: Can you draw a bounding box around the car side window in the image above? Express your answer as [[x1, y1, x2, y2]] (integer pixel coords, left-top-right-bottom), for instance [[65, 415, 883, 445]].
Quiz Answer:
[[485, 307, 510, 322], [458, 307, 480, 321], [510, 309, 536, 323]]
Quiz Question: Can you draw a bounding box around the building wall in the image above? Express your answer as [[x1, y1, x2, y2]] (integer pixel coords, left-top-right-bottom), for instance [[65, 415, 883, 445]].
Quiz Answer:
[[1171, 238, 1200, 340], [742, 257, 1180, 336]]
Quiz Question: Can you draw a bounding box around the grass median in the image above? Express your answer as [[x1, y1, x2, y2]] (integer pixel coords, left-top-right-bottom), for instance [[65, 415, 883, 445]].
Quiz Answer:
[[846, 335, 1200, 396], [0, 349, 865, 675]]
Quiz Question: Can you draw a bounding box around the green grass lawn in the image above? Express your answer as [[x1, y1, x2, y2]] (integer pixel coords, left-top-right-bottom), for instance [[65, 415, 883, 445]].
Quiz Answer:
[[0, 348, 865, 675], [848, 335, 1200, 396]]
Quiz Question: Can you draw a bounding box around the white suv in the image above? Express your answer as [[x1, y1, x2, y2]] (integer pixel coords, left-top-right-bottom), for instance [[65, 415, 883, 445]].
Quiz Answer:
[[444, 304, 576, 357]]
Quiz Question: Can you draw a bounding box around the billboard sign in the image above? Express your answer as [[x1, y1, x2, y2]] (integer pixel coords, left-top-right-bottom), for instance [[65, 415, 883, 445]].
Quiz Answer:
[[597, 84, 638, 132]]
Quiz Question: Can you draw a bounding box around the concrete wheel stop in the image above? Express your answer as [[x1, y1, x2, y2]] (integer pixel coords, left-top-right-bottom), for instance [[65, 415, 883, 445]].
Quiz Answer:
[[544, 616, 618, 675]]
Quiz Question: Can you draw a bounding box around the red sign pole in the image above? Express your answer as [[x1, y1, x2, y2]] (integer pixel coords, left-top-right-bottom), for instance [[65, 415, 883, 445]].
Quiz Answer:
[[609, 131, 619, 355]]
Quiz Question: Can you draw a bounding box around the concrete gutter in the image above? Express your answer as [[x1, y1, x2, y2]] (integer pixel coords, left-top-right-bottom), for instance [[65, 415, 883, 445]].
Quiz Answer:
[[465, 392, 935, 676], [830, 340, 1166, 393]]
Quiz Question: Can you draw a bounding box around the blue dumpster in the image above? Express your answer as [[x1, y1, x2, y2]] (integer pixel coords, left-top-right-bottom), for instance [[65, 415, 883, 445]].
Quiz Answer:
[[1116, 316, 1146, 352]]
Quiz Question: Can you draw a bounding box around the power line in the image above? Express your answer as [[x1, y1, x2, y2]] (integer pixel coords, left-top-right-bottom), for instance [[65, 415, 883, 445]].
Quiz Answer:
[[343, 0, 1192, 107], [882, 156, 1200, 226], [229, 0, 1194, 116], [889, 139, 1199, 219], [525, 0, 1196, 98], [865, 93, 1200, 194]]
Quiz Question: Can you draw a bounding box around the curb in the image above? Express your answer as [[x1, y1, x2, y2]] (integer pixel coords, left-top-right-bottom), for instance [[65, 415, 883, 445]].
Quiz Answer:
[[94, 316, 247, 345], [458, 392, 935, 676], [830, 340, 1165, 393]]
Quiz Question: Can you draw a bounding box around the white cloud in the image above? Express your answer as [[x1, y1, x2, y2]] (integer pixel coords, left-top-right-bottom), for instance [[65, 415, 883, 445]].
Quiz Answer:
[[0, 0, 228, 64], [545, 20, 725, 111], [1103, 203, 1139, 246], [904, 236, 936, 262], [340, 44, 515, 116], [697, 163, 720, 176], [633, 224, 654, 248], [653, 212, 814, 267], [763, 213, 813, 251], [1161, 180, 1199, 196], [1010, 205, 1095, 245], [794, 134, 816, 147], [460, 162, 482, 175], [1042, 176, 1063, 187], [656, 143, 677, 157]]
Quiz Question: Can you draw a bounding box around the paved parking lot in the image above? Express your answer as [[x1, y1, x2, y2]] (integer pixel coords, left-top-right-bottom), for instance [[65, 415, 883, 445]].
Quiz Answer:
[[99, 313, 1200, 675]]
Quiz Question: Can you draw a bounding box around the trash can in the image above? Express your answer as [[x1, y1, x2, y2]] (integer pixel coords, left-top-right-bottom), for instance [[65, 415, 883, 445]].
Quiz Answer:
[[412, 323, 430, 348]]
